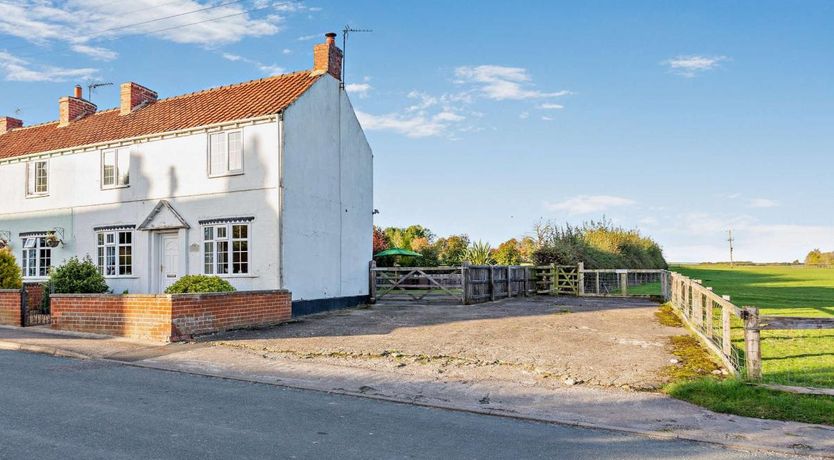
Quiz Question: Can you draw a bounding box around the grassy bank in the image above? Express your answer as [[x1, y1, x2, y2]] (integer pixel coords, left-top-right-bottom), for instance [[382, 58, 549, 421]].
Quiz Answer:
[[656, 302, 834, 426]]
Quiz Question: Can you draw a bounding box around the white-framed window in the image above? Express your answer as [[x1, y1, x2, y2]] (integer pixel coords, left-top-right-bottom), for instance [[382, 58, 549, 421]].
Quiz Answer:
[[26, 160, 49, 196], [101, 148, 130, 188], [208, 130, 243, 177], [203, 223, 249, 275], [21, 237, 51, 277], [97, 230, 133, 276]]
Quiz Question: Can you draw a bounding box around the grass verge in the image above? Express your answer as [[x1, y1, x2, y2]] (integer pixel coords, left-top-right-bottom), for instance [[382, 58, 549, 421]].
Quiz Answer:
[[656, 303, 834, 426]]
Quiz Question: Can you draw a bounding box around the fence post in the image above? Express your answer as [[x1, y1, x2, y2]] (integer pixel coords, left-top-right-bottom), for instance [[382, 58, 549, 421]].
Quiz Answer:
[[722, 302, 732, 357], [461, 265, 471, 305], [577, 262, 585, 296], [369, 261, 377, 304], [595, 271, 600, 296], [661, 271, 669, 300], [550, 264, 556, 295], [489, 266, 496, 301], [619, 271, 628, 296], [507, 266, 512, 298], [743, 306, 762, 380]]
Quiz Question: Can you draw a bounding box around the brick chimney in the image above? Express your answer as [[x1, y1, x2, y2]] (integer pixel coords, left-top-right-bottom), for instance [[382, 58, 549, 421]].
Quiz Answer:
[[0, 116, 23, 135], [120, 82, 158, 115], [59, 85, 96, 127], [312, 32, 343, 80]]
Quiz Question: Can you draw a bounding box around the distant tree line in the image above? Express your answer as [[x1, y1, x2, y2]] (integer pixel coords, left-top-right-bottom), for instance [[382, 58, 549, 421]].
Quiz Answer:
[[805, 249, 834, 266], [373, 218, 667, 269]]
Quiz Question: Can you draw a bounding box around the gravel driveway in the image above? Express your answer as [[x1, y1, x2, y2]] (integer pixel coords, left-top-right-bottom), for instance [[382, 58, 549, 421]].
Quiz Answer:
[[210, 296, 680, 390]]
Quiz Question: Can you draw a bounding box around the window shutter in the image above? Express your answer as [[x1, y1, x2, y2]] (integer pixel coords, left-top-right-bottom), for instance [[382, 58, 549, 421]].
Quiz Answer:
[[228, 132, 243, 172], [117, 149, 130, 185], [209, 133, 226, 176]]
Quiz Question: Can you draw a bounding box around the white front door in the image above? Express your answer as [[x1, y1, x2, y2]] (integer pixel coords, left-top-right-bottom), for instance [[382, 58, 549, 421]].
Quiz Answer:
[[159, 234, 180, 292]]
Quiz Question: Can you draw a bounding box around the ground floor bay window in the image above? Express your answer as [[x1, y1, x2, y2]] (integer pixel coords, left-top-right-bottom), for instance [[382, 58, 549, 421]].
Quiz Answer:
[[21, 236, 50, 278], [202, 219, 251, 275]]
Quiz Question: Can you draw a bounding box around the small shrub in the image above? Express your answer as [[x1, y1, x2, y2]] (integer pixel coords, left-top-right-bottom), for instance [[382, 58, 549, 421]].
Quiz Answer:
[[464, 240, 494, 265], [0, 248, 23, 289], [49, 256, 109, 294], [165, 275, 236, 294]]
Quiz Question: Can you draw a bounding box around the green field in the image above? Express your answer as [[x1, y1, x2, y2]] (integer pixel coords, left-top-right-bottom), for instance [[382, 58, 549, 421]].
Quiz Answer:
[[672, 264, 834, 388]]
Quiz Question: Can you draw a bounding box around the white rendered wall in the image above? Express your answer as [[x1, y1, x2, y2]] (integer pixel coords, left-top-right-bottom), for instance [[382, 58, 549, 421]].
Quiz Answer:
[[281, 77, 373, 300], [0, 121, 281, 293]]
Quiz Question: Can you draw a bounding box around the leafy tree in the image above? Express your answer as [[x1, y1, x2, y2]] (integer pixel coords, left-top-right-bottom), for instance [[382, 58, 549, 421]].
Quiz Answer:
[[373, 226, 389, 254], [493, 239, 523, 265], [48, 256, 109, 294], [435, 234, 470, 266], [0, 248, 22, 289]]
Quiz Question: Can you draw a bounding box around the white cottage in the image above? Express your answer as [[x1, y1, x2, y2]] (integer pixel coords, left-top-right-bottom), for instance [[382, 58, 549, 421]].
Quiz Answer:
[[0, 34, 373, 314]]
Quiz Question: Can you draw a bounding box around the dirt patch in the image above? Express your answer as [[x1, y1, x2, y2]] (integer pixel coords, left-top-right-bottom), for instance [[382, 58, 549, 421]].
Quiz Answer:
[[209, 296, 683, 391]]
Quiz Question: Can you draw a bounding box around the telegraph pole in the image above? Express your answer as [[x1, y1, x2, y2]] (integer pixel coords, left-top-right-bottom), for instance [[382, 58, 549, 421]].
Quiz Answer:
[[728, 230, 735, 268]]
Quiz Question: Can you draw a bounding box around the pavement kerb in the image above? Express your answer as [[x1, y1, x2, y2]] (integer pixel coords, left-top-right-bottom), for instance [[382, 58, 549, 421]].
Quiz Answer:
[[0, 338, 828, 459]]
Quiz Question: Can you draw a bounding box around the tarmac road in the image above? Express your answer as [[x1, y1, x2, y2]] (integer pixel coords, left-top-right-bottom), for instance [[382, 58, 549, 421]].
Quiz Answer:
[[0, 350, 792, 459]]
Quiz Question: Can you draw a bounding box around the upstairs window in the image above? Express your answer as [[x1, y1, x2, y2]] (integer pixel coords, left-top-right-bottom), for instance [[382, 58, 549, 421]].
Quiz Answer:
[[97, 230, 133, 276], [26, 160, 49, 196], [203, 222, 249, 275], [102, 148, 130, 188], [21, 237, 51, 277], [208, 131, 243, 177]]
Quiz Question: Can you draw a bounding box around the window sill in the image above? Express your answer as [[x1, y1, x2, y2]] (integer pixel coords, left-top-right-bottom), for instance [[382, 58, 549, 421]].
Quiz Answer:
[[101, 185, 130, 191], [208, 171, 244, 179], [209, 274, 258, 279], [22, 277, 49, 282], [25, 194, 49, 199], [104, 276, 139, 280]]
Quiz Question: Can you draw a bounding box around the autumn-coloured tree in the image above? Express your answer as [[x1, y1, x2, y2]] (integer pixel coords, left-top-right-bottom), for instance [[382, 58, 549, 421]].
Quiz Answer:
[[373, 226, 389, 254]]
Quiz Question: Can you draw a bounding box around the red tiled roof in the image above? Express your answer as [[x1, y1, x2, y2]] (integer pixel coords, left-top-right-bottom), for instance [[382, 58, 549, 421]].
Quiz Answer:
[[0, 71, 321, 160]]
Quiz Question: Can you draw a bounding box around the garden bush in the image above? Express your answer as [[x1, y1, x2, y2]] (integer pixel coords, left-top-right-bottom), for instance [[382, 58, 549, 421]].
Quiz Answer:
[[0, 248, 23, 289], [48, 256, 109, 294], [164, 275, 236, 294]]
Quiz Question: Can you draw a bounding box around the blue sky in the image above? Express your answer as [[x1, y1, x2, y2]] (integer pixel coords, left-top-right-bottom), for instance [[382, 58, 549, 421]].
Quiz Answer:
[[1, 1, 832, 262]]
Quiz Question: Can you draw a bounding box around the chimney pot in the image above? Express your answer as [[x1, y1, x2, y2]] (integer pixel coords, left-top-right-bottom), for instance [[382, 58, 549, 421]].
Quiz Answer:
[[312, 32, 343, 80], [59, 88, 96, 127], [0, 116, 23, 135]]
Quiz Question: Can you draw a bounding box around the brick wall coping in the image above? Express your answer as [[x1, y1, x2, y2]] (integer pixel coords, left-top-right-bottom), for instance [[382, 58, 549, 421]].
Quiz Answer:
[[0, 289, 21, 293], [50, 289, 290, 299]]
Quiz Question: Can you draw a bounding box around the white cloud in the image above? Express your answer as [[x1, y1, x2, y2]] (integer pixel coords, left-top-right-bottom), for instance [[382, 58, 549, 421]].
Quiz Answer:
[[356, 110, 450, 138], [664, 55, 728, 77], [541, 116, 553, 121], [539, 103, 564, 110], [70, 44, 118, 61], [282, 48, 292, 54], [455, 65, 571, 100], [0, 51, 97, 82], [544, 195, 636, 215], [297, 33, 323, 41], [0, 0, 318, 63], [221, 52, 283, 76], [519, 112, 529, 119], [345, 83, 372, 97], [749, 198, 779, 208]]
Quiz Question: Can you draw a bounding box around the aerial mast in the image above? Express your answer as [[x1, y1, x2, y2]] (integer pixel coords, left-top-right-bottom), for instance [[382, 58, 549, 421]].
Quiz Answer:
[[341, 25, 373, 89]]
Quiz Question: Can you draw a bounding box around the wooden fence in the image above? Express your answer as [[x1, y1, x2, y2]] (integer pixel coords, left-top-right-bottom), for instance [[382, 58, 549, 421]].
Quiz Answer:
[[669, 272, 834, 381]]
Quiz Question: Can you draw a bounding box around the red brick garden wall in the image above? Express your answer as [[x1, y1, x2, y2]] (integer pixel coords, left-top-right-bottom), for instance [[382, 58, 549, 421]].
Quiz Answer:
[[50, 290, 291, 342], [0, 289, 21, 326]]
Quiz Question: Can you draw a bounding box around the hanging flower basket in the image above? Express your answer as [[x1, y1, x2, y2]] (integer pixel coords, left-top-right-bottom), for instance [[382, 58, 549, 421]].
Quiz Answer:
[[0, 239, 8, 250], [45, 232, 61, 248]]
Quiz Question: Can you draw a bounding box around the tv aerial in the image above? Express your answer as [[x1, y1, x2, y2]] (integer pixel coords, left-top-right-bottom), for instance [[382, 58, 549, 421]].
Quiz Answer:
[[341, 25, 373, 88]]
